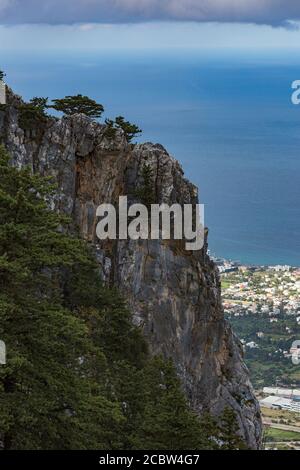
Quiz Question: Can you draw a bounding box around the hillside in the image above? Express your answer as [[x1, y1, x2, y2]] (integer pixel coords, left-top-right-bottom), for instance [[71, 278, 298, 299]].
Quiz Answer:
[[0, 87, 262, 449]]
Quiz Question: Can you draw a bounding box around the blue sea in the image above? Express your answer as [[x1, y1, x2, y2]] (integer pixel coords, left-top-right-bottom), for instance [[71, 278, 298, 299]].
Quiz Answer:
[[1, 49, 300, 266]]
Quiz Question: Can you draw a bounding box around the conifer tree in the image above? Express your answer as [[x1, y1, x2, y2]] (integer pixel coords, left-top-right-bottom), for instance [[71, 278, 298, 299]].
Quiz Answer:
[[18, 98, 49, 131], [29, 97, 49, 113], [115, 116, 142, 142], [69, 277, 149, 450], [218, 407, 248, 450], [134, 163, 156, 207], [50, 95, 104, 119], [132, 357, 215, 450], [104, 118, 118, 139]]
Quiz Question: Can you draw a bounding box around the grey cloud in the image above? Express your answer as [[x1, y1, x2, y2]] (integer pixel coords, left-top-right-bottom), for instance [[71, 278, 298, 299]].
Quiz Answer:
[[0, 0, 300, 26]]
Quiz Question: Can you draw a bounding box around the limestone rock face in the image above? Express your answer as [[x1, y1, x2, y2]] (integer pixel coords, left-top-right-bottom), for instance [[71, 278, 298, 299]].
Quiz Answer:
[[0, 90, 262, 448]]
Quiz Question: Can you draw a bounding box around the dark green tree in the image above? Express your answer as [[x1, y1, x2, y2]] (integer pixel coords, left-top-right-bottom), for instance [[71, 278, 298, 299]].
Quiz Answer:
[[218, 407, 248, 450], [104, 118, 117, 139], [50, 94, 104, 119], [0, 70, 5, 81], [115, 116, 142, 142], [18, 98, 49, 131], [132, 357, 215, 450], [134, 163, 156, 207], [67, 274, 149, 450], [0, 145, 122, 449], [29, 97, 49, 113]]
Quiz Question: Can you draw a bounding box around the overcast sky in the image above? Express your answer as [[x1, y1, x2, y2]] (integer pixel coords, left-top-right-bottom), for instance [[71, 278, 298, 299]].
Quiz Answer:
[[1, 1, 300, 51], [1, 0, 300, 25]]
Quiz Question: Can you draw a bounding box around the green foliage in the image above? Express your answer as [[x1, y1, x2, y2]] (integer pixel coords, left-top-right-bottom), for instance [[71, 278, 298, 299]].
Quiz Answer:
[[79, 300, 149, 450], [227, 310, 300, 388], [103, 116, 142, 143], [50, 94, 104, 119], [104, 118, 118, 139], [0, 69, 5, 81], [132, 357, 216, 450], [198, 408, 248, 450], [115, 116, 142, 142], [218, 408, 249, 450], [29, 97, 49, 113], [18, 102, 48, 131], [134, 163, 156, 207]]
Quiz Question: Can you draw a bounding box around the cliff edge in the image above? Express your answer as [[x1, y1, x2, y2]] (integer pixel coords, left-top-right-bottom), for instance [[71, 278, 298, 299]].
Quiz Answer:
[[0, 89, 262, 448]]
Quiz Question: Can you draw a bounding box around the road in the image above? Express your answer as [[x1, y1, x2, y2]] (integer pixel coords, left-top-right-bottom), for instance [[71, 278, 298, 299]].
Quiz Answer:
[[263, 418, 300, 433]]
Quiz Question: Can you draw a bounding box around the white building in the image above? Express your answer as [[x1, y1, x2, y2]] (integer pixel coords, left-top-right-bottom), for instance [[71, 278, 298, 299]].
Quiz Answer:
[[0, 79, 6, 105], [246, 341, 259, 349], [263, 387, 300, 400], [260, 396, 300, 413], [271, 265, 291, 272]]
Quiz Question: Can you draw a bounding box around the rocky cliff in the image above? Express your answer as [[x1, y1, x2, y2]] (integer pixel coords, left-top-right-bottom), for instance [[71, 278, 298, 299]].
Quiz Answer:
[[0, 89, 262, 448]]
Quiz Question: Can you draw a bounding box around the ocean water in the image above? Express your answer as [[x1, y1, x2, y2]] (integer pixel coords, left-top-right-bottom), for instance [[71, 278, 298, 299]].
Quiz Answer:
[[1, 49, 300, 266]]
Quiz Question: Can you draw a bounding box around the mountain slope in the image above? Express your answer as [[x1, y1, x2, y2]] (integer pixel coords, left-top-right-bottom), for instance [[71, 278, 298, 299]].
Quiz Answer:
[[0, 89, 262, 448]]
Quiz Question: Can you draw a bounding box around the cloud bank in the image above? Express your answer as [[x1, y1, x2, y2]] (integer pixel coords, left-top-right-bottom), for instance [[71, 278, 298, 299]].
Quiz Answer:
[[0, 0, 300, 26]]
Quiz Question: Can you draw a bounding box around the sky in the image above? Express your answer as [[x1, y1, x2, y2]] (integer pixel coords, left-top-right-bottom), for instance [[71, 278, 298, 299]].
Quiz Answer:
[[2, 21, 300, 52], [1, 0, 300, 26], [1, 0, 300, 51]]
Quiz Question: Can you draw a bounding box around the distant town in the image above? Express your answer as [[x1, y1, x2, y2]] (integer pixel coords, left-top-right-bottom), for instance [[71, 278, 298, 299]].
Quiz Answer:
[[213, 256, 300, 448], [217, 259, 300, 332], [212, 254, 300, 389]]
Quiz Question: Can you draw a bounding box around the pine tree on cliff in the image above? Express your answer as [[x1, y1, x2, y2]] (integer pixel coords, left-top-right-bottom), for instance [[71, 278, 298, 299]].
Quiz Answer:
[[76, 293, 149, 450], [132, 357, 216, 450], [18, 97, 49, 131], [0, 70, 5, 81], [218, 408, 248, 450], [50, 94, 104, 119], [134, 163, 156, 207], [0, 145, 122, 449], [29, 96, 49, 113], [115, 116, 142, 142]]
